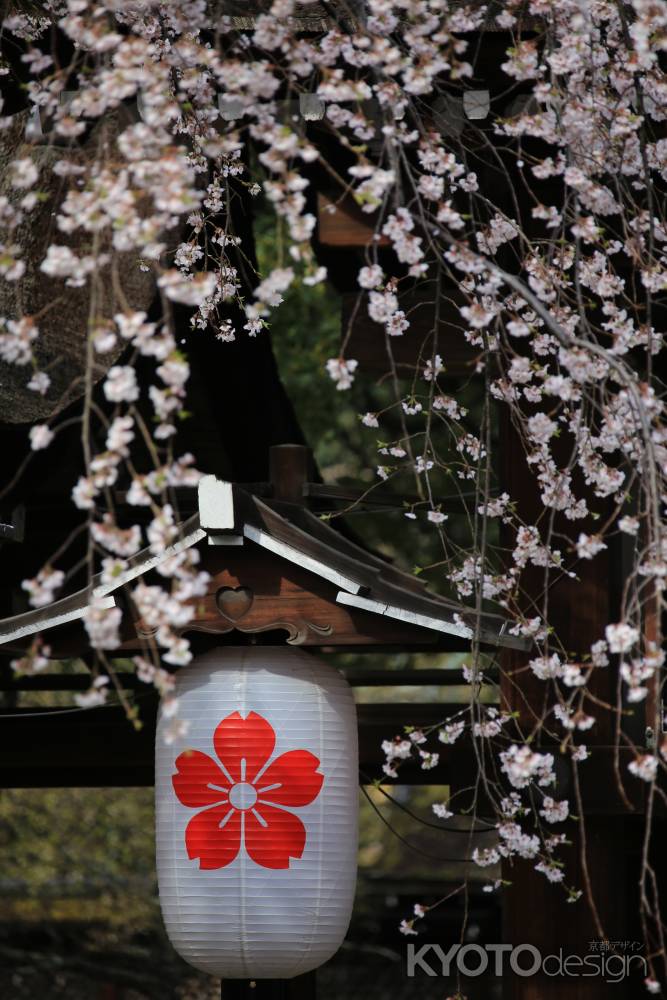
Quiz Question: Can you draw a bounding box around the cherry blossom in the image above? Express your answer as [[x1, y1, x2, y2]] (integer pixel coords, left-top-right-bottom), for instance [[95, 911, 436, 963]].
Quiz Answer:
[[28, 424, 54, 450], [326, 357, 358, 391], [10, 639, 51, 676], [104, 365, 140, 404], [500, 745, 556, 790], [83, 600, 122, 651], [605, 623, 640, 654], [539, 798, 569, 824], [21, 567, 64, 609], [74, 675, 111, 710], [629, 755, 658, 783]]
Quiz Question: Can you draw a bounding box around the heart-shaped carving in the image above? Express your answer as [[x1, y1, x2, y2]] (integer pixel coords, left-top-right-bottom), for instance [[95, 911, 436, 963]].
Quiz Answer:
[[216, 586, 254, 622]]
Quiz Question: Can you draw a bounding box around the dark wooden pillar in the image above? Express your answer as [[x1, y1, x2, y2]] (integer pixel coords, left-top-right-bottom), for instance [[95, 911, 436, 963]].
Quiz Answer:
[[269, 444, 310, 503], [221, 973, 316, 999], [499, 410, 638, 999]]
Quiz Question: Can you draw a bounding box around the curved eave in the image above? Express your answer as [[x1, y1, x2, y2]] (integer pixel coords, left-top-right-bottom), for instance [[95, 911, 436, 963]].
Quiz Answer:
[[0, 478, 530, 653], [0, 515, 204, 647]]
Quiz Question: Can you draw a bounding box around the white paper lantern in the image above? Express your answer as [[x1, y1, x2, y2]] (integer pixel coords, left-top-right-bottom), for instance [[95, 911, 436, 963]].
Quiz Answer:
[[155, 646, 358, 979]]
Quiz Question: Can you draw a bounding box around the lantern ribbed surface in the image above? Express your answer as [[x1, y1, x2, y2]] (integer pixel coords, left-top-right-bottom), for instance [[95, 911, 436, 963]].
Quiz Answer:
[[155, 646, 358, 979]]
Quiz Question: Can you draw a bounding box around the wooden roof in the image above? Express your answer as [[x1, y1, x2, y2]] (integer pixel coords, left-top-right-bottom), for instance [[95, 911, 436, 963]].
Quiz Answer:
[[0, 476, 528, 652]]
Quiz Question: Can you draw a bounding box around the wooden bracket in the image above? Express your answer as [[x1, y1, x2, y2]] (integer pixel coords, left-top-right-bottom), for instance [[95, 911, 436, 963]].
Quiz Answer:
[[130, 547, 436, 650]]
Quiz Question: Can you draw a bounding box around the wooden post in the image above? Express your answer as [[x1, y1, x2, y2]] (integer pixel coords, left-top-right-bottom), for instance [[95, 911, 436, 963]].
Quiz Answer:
[[269, 444, 310, 503], [222, 981, 286, 999], [499, 410, 638, 999], [221, 974, 316, 999]]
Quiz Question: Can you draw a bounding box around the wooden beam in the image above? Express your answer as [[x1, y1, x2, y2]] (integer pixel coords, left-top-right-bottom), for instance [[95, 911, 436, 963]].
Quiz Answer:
[[317, 192, 389, 248], [0, 667, 493, 691], [0, 698, 645, 807], [0, 700, 469, 789], [302, 483, 482, 508]]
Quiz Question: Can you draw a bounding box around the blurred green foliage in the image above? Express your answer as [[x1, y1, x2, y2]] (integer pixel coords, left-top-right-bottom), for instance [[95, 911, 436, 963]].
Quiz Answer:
[[0, 787, 157, 925], [254, 202, 487, 580], [254, 204, 371, 484]]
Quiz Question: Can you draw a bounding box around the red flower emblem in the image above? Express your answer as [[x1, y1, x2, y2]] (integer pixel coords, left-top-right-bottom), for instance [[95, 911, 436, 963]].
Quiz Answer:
[[172, 711, 324, 870]]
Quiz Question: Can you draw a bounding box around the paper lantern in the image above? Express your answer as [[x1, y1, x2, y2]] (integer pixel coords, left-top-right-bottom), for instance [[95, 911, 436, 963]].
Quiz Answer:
[[155, 646, 358, 979]]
